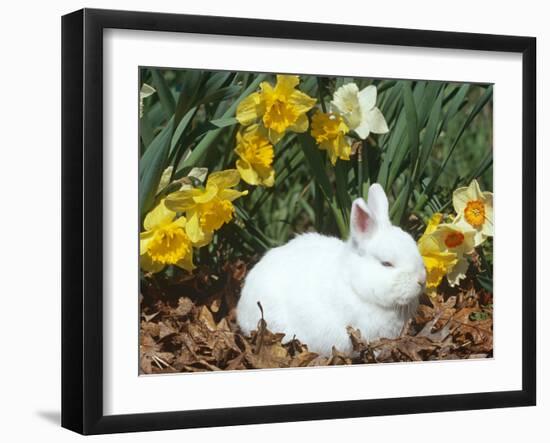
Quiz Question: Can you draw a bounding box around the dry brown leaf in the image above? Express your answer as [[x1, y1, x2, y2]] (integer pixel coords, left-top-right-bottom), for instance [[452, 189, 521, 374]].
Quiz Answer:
[[140, 333, 175, 374], [139, 264, 493, 373], [174, 297, 194, 317]]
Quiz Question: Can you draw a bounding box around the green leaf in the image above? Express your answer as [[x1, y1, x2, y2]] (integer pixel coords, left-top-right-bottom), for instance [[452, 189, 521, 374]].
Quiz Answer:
[[387, 81, 418, 189], [139, 117, 173, 180], [204, 71, 232, 96], [298, 134, 347, 237], [234, 206, 274, 249], [334, 160, 351, 226], [151, 70, 176, 117], [415, 82, 442, 127], [174, 70, 203, 125], [198, 85, 241, 106], [390, 177, 412, 225], [426, 85, 493, 195], [139, 122, 173, 219], [179, 74, 268, 169], [298, 134, 333, 200], [170, 106, 198, 153], [415, 91, 443, 181], [469, 310, 490, 321], [139, 112, 154, 147], [476, 274, 493, 292], [376, 80, 397, 94], [466, 149, 493, 184], [442, 84, 470, 131], [209, 117, 238, 128], [403, 81, 420, 173]]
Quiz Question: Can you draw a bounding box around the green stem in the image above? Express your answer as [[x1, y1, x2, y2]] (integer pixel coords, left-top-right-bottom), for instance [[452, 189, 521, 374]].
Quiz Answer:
[[317, 78, 327, 113]]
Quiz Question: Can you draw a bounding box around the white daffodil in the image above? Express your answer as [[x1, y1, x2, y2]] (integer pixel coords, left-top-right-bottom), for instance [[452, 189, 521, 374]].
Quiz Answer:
[[452, 179, 493, 246], [139, 83, 156, 118], [331, 83, 389, 140], [429, 223, 476, 287]]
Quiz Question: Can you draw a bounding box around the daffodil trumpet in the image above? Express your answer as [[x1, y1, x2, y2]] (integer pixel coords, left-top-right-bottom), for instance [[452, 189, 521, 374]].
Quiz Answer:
[[140, 199, 195, 273], [234, 124, 275, 187]]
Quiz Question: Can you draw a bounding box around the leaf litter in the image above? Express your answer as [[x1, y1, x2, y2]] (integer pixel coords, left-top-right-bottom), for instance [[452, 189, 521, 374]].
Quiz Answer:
[[140, 260, 493, 374]]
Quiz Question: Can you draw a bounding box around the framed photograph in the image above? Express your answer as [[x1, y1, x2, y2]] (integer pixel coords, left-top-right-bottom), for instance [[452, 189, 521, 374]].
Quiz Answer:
[[62, 8, 536, 435]]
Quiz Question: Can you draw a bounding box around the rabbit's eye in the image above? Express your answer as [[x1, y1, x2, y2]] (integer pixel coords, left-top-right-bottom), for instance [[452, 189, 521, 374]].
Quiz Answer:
[[381, 261, 394, 267]]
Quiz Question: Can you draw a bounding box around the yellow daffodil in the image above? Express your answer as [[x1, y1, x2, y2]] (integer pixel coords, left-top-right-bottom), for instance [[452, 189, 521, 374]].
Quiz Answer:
[[310, 111, 352, 165], [165, 169, 248, 245], [331, 83, 389, 139], [234, 124, 275, 187], [236, 75, 316, 144], [452, 179, 493, 246], [417, 213, 458, 295], [140, 199, 194, 273]]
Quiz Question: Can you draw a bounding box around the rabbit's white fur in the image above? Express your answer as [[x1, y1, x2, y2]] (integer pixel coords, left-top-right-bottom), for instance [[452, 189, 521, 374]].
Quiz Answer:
[[237, 183, 426, 356]]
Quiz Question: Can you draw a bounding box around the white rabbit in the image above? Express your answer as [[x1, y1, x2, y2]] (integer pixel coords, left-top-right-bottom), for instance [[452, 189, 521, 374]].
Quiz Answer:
[[236, 183, 427, 356]]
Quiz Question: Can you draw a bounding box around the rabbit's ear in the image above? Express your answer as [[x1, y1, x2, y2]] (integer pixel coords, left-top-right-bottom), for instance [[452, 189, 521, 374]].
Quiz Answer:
[[350, 198, 376, 241], [367, 183, 390, 225]]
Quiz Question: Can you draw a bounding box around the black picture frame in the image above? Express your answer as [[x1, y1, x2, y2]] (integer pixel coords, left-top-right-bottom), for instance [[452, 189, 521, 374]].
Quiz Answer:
[[62, 8, 537, 435]]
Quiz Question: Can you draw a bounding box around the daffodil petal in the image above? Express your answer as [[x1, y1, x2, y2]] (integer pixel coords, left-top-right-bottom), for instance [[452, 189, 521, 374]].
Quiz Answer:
[[462, 229, 477, 254], [481, 192, 494, 237], [263, 169, 275, 187], [219, 188, 248, 202], [288, 90, 317, 115], [452, 186, 470, 215], [207, 169, 241, 190], [365, 107, 389, 134], [140, 253, 165, 273], [473, 230, 486, 247], [339, 137, 352, 161], [331, 83, 361, 129], [259, 81, 274, 95], [332, 83, 359, 111], [326, 146, 338, 166], [425, 213, 443, 235], [447, 257, 470, 287], [176, 252, 195, 272], [288, 112, 309, 133], [354, 121, 371, 140], [192, 184, 218, 204], [468, 179, 484, 201], [358, 85, 377, 112], [143, 199, 175, 231], [236, 92, 263, 126], [418, 233, 444, 255], [275, 75, 300, 96], [171, 215, 187, 229], [236, 158, 259, 186], [165, 190, 198, 212], [139, 231, 155, 255], [421, 247, 458, 291], [185, 210, 204, 244], [267, 128, 285, 145], [192, 230, 213, 248]]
